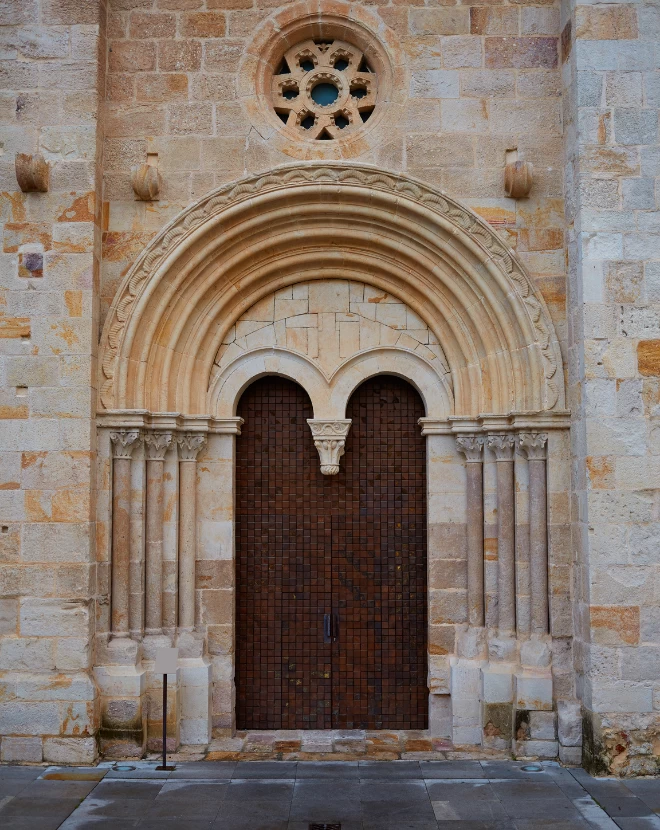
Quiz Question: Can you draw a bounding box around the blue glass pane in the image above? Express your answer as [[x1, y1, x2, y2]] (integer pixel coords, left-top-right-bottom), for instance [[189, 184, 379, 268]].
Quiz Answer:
[[311, 83, 339, 106]]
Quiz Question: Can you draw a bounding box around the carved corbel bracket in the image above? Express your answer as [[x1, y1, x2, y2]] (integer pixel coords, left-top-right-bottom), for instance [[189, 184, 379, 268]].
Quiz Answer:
[[131, 163, 161, 201], [110, 429, 142, 459], [144, 431, 174, 461], [455, 434, 485, 463], [517, 431, 548, 460], [15, 152, 49, 193], [307, 419, 351, 475], [176, 432, 207, 461], [504, 160, 533, 199]]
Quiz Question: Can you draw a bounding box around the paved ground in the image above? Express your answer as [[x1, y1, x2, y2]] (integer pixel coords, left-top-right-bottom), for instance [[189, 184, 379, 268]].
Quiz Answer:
[[1, 759, 660, 830]]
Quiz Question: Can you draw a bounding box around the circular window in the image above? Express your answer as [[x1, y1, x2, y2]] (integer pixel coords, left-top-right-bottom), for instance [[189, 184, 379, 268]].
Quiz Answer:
[[271, 39, 378, 141], [243, 1, 402, 158]]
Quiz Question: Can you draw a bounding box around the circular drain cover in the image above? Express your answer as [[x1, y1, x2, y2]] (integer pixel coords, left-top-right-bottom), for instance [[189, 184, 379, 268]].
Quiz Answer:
[[113, 765, 136, 771], [521, 764, 543, 772]]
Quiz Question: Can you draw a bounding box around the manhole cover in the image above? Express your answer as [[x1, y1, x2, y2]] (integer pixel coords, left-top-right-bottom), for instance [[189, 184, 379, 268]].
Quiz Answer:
[[521, 764, 543, 772], [310, 825, 341, 830], [113, 765, 136, 771]]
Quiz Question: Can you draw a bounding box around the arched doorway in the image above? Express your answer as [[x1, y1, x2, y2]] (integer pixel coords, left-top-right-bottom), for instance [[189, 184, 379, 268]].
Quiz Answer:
[[235, 375, 427, 730]]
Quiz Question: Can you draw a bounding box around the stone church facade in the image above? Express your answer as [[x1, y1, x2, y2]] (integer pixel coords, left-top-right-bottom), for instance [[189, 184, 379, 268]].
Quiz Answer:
[[0, 0, 659, 775]]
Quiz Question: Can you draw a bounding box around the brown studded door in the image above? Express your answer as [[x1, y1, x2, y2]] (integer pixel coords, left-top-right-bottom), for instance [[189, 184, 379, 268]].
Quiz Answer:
[[235, 375, 427, 730]]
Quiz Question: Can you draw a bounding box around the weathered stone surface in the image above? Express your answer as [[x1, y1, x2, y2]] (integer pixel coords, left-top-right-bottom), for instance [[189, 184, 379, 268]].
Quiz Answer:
[[0, 736, 43, 762], [43, 736, 97, 764]]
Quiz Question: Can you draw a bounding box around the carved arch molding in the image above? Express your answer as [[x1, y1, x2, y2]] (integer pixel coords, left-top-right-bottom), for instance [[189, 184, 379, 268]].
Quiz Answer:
[[99, 162, 565, 418]]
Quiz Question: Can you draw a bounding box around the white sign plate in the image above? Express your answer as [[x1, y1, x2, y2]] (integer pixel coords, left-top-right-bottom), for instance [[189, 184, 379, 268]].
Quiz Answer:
[[154, 647, 179, 675]]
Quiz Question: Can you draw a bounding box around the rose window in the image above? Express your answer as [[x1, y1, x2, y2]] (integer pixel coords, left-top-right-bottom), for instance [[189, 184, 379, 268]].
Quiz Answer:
[[271, 39, 377, 141]]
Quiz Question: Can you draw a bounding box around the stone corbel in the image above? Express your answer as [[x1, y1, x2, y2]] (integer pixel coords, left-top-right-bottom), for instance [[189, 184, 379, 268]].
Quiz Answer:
[[131, 162, 161, 201], [307, 419, 351, 475], [15, 152, 49, 193]]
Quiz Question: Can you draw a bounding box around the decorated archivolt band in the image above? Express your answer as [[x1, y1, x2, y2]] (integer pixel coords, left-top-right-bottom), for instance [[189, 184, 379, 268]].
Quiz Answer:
[[98, 164, 564, 417]]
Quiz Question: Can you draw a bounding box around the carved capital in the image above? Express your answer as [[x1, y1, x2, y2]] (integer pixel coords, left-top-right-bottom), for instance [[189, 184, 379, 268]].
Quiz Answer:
[[144, 431, 173, 461], [110, 430, 141, 459], [517, 432, 548, 460], [487, 433, 516, 461], [307, 419, 351, 475], [177, 432, 207, 461], [455, 435, 485, 463]]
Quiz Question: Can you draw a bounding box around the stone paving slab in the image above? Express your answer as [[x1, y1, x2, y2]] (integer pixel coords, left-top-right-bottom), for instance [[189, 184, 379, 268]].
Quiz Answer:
[[0, 759, 660, 828]]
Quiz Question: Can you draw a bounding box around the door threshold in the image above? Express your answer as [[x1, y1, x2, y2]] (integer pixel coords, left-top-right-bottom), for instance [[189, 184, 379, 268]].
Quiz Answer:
[[205, 729, 456, 761]]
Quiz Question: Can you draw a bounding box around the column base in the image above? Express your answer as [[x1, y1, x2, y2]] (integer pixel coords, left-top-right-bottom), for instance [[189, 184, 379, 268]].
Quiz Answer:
[[179, 657, 212, 745], [95, 664, 147, 759]]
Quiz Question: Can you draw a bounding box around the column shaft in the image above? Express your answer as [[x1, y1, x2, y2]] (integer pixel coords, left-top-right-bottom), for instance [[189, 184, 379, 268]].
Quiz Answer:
[[497, 458, 516, 632], [466, 461, 485, 627], [178, 461, 197, 630], [145, 458, 165, 634], [176, 433, 206, 632], [529, 458, 549, 634], [456, 435, 485, 628], [518, 432, 549, 636], [109, 430, 141, 638], [488, 434, 516, 634], [111, 456, 131, 636]]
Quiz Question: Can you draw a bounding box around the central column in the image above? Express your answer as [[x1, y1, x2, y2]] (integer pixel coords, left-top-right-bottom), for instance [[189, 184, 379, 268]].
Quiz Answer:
[[144, 432, 173, 636], [487, 434, 516, 634]]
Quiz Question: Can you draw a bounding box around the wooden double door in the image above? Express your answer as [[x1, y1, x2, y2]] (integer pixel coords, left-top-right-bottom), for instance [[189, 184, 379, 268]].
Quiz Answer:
[[235, 375, 428, 730]]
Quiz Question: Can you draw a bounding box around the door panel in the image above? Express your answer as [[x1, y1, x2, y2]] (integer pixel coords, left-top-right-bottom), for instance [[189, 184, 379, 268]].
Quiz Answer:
[[235, 378, 332, 730], [235, 375, 427, 731], [332, 377, 428, 729]]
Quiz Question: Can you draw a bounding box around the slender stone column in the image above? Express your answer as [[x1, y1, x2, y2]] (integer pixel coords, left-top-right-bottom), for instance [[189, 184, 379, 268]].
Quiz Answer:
[[487, 434, 516, 634], [109, 430, 141, 638], [144, 432, 173, 636], [456, 435, 485, 627], [177, 433, 207, 631], [518, 433, 549, 635]]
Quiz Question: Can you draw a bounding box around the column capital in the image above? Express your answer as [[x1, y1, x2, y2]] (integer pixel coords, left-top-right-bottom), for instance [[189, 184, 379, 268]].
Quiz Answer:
[[455, 434, 485, 462], [110, 429, 142, 459], [144, 431, 174, 461], [487, 433, 516, 461], [307, 419, 351, 475], [177, 432, 207, 461], [517, 432, 548, 460]]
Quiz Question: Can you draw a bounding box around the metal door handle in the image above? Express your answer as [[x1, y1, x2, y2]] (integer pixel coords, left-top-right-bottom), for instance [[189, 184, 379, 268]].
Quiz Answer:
[[323, 613, 338, 643]]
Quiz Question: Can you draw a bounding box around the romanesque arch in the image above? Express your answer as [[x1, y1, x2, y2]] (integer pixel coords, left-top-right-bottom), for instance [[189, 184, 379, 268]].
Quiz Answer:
[[95, 164, 571, 755], [99, 163, 564, 418]]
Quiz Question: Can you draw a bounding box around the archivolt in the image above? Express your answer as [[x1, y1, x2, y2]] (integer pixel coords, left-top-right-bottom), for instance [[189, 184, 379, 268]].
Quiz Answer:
[[99, 163, 565, 416]]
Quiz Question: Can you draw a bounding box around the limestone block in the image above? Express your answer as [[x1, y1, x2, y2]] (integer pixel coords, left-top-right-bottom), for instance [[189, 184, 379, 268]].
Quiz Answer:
[[557, 700, 582, 747], [0, 736, 43, 763], [43, 737, 97, 765], [520, 638, 552, 668], [429, 694, 452, 739], [529, 711, 557, 741], [428, 655, 450, 695], [515, 740, 558, 759], [0, 637, 55, 671], [559, 745, 582, 766], [0, 598, 17, 634], [515, 673, 553, 711], [0, 702, 60, 735], [16, 672, 95, 701], [95, 665, 146, 698], [482, 668, 514, 704], [20, 598, 90, 638], [180, 719, 211, 746], [452, 726, 482, 745]]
